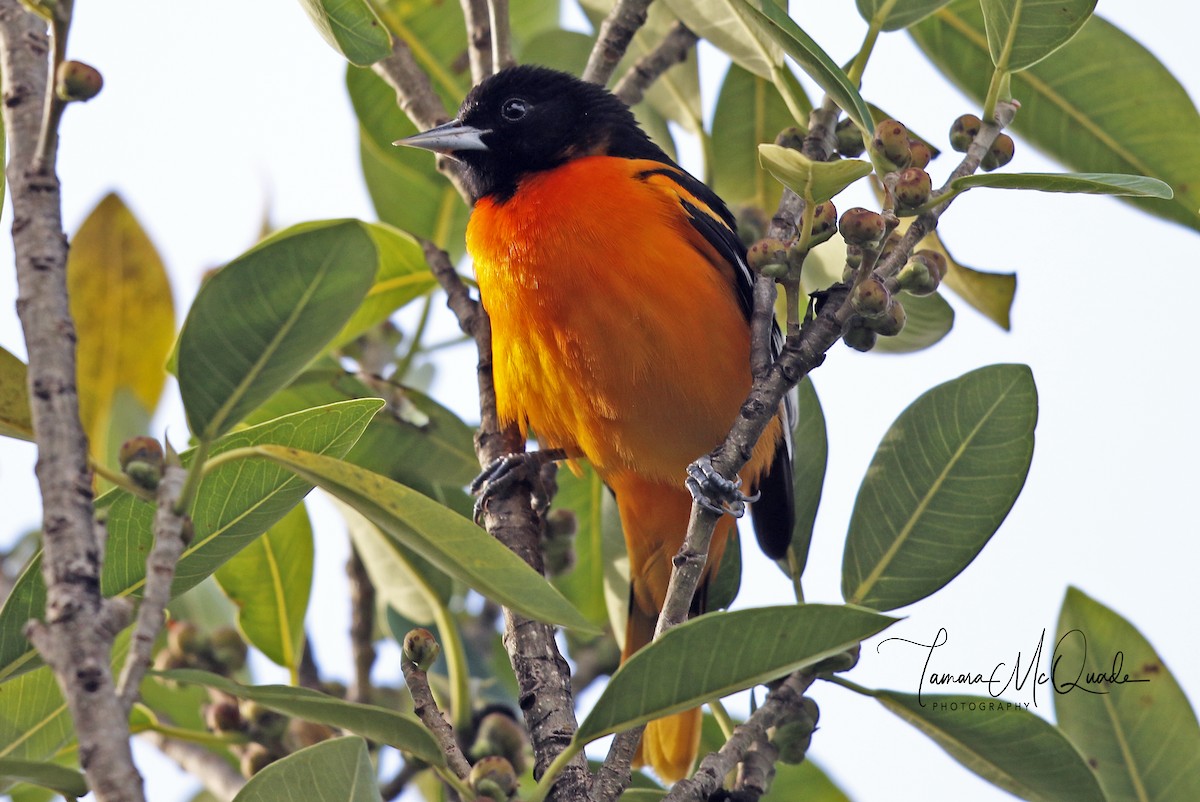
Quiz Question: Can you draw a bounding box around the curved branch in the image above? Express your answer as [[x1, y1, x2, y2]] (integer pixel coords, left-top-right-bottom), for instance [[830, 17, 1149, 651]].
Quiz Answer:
[[582, 0, 653, 86], [612, 22, 697, 107]]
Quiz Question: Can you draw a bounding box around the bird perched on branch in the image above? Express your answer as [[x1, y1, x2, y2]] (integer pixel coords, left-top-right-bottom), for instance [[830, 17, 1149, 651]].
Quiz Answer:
[[398, 65, 793, 783]]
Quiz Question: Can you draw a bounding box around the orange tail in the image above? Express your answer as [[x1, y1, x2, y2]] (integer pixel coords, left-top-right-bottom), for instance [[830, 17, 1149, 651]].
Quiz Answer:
[[611, 474, 735, 784]]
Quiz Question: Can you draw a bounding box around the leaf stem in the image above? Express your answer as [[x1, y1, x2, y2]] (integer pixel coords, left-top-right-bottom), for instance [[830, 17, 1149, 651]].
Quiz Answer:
[[822, 674, 878, 697], [982, 67, 1009, 122], [395, 292, 434, 380], [90, 457, 156, 502], [173, 439, 210, 515], [526, 742, 584, 802], [432, 598, 472, 737], [709, 698, 737, 742]]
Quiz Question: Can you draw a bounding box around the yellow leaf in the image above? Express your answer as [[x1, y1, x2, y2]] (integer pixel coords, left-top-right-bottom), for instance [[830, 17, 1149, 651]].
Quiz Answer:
[[68, 193, 174, 465], [0, 345, 33, 441]]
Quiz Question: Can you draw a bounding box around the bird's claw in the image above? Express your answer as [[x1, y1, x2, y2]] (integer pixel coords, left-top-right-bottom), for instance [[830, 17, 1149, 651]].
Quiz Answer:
[[685, 457, 758, 518], [470, 450, 564, 524]]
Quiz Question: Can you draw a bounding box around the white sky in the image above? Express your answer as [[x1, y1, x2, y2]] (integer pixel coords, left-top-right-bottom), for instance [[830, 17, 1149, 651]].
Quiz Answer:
[[1, 2, 1198, 801]]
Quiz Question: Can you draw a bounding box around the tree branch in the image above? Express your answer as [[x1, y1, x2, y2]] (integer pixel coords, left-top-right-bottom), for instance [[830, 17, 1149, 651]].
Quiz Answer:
[[612, 22, 697, 107], [487, 0, 514, 72], [459, 0, 492, 84], [117, 464, 188, 710], [0, 2, 146, 799], [582, 0, 653, 86], [423, 241, 591, 801], [372, 38, 472, 202], [664, 672, 814, 802], [402, 643, 473, 781]]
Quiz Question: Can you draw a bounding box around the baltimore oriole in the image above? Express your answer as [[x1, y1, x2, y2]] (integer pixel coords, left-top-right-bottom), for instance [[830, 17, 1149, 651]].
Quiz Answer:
[[399, 65, 793, 783]]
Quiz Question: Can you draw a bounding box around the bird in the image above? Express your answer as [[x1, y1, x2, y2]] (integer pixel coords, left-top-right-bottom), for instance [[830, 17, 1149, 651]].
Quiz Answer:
[[397, 65, 794, 783]]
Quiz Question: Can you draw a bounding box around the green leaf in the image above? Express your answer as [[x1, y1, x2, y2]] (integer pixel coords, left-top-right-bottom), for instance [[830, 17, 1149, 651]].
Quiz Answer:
[[758, 145, 872, 204], [178, 220, 378, 441], [576, 605, 895, 743], [842, 365, 1037, 610], [0, 399, 382, 683], [911, 3, 1200, 232], [856, 0, 953, 31], [706, 530, 741, 611], [1054, 588, 1200, 801], [877, 691, 1106, 801], [214, 502, 313, 673], [332, 223, 436, 349], [0, 759, 85, 799], [778, 377, 826, 586], [68, 193, 174, 468], [712, 63, 809, 210], [232, 736, 381, 801], [979, 0, 1096, 72], [871, 290, 954, 354], [337, 498, 452, 626], [166, 670, 443, 767], [0, 667, 72, 761], [737, 1, 874, 132], [296, 0, 390, 66], [943, 171, 1174, 202], [663, 0, 782, 80], [347, 66, 470, 258], [245, 445, 598, 634], [553, 464, 618, 629], [0, 345, 32, 441]]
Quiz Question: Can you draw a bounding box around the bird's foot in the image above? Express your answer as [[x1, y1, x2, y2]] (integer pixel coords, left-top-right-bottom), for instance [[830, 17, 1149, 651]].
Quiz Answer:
[[471, 448, 567, 523], [685, 456, 758, 518]]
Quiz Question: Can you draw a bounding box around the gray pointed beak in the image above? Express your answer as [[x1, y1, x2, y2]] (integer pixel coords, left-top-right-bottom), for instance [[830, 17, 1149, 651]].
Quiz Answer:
[[393, 119, 491, 154]]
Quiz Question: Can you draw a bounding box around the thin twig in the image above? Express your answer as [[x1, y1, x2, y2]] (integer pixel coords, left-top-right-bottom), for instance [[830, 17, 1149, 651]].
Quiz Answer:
[[117, 464, 189, 710], [582, 0, 653, 86], [381, 759, 428, 801], [402, 654, 473, 780], [346, 543, 377, 704], [487, 0, 514, 72], [460, 0, 492, 83], [612, 22, 697, 107], [591, 727, 644, 802]]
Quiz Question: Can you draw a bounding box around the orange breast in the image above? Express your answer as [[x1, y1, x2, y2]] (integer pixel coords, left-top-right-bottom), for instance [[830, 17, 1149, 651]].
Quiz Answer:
[[466, 156, 774, 485]]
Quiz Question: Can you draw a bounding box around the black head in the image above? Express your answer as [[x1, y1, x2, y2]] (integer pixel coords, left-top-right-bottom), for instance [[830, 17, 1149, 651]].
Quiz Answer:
[[397, 65, 673, 201]]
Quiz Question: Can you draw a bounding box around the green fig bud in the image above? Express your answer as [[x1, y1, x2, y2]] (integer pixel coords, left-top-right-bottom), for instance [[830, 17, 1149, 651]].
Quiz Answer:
[[838, 208, 885, 247], [850, 277, 891, 318], [239, 743, 276, 778], [835, 118, 865, 157], [403, 628, 441, 671], [469, 756, 519, 800], [949, 113, 982, 152], [747, 237, 790, 274], [119, 436, 164, 489], [866, 299, 907, 336], [205, 700, 243, 733], [894, 167, 932, 209], [470, 711, 530, 772], [910, 249, 947, 282], [735, 205, 770, 248], [774, 126, 805, 151], [210, 626, 248, 673], [810, 644, 862, 673], [843, 320, 877, 352], [771, 718, 814, 765], [167, 620, 203, 659], [240, 700, 289, 742], [981, 133, 1015, 171], [907, 139, 934, 169], [871, 119, 911, 172], [56, 60, 103, 102], [896, 259, 938, 296], [808, 201, 837, 247]]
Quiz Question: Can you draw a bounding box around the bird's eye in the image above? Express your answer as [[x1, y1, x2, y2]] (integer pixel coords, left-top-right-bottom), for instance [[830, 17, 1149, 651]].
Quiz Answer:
[[500, 98, 529, 121]]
